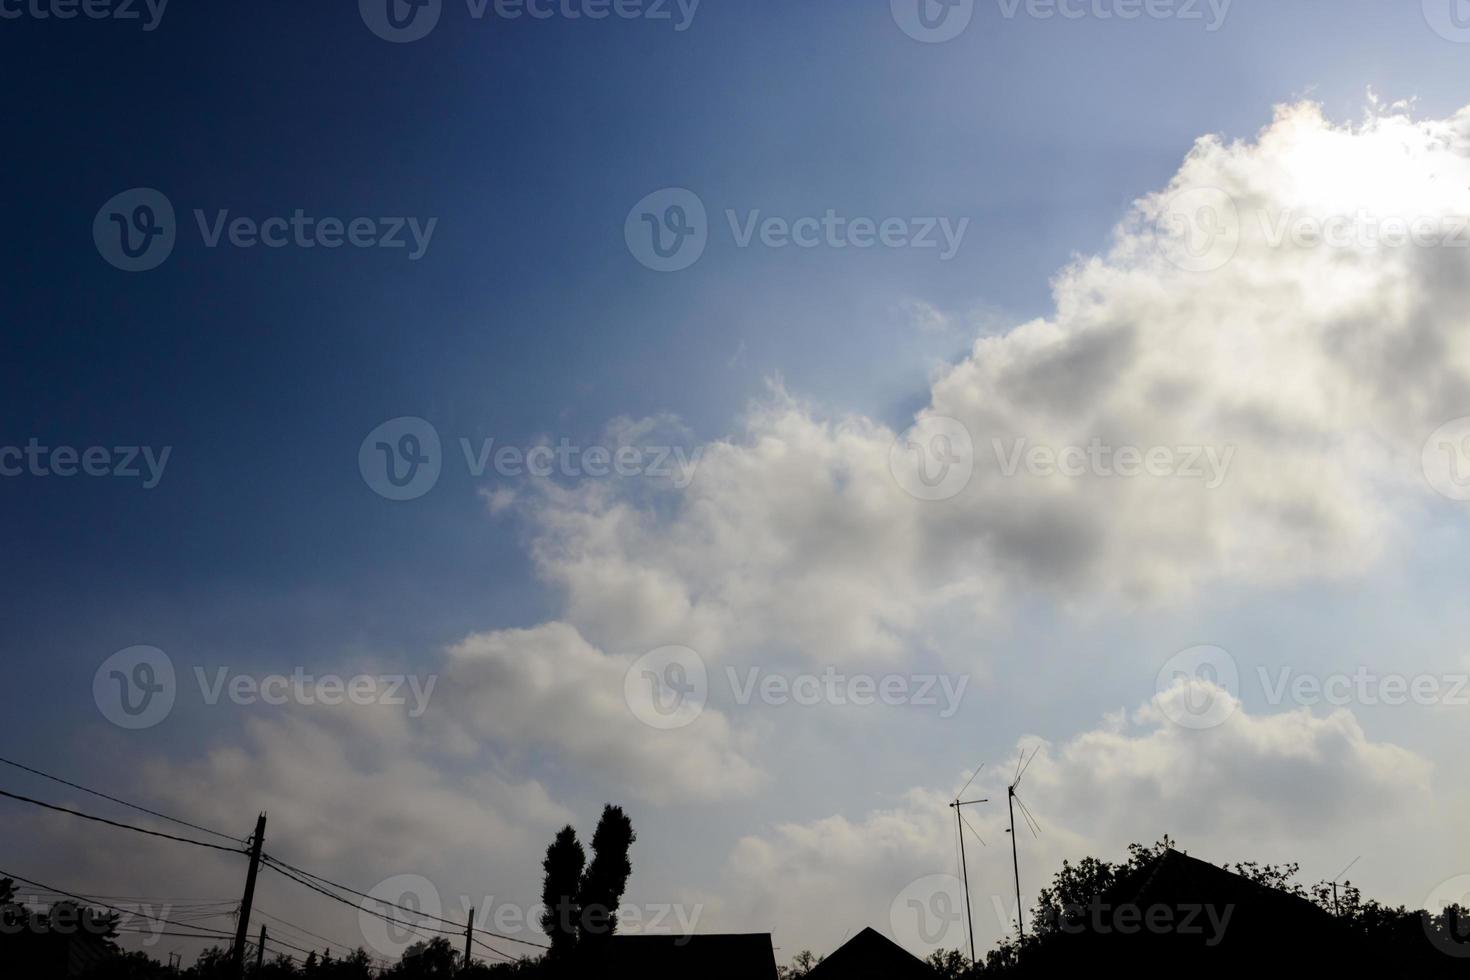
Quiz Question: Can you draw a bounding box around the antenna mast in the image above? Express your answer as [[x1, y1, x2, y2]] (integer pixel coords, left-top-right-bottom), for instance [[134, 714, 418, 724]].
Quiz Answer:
[[1331, 856, 1360, 917], [1005, 748, 1041, 942], [948, 763, 989, 967]]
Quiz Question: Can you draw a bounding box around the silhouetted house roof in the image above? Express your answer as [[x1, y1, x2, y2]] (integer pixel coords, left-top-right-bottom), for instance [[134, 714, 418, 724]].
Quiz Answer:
[[807, 927, 936, 980], [603, 933, 779, 980], [1020, 848, 1376, 977], [5, 927, 113, 977]]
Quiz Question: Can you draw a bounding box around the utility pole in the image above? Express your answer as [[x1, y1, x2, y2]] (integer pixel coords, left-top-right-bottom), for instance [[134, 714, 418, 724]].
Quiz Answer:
[[463, 906, 474, 973], [1008, 787, 1024, 941], [232, 812, 268, 979], [256, 925, 267, 973]]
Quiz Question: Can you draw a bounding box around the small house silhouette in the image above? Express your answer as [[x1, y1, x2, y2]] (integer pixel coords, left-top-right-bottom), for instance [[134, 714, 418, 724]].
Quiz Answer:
[[601, 932, 779, 979], [808, 926, 937, 979]]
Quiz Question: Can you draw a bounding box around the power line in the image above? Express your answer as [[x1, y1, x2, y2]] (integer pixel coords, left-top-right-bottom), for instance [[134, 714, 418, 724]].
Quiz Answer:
[[262, 860, 461, 942], [0, 866, 360, 967], [264, 861, 508, 965], [0, 787, 248, 855], [254, 907, 392, 968], [262, 854, 548, 950], [0, 756, 245, 844], [0, 868, 237, 940], [2, 761, 543, 963]]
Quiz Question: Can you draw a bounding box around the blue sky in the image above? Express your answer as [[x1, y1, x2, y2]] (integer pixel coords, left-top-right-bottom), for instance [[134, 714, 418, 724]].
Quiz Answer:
[[5, 0, 1470, 967]]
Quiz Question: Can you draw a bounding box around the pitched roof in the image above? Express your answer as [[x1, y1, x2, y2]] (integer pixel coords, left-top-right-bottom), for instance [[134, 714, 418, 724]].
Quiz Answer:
[[1108, 848, 1340, 934], [603, 933, 779, 980], [1016, 848, 1376, 975], [807, 927, 935, 980]]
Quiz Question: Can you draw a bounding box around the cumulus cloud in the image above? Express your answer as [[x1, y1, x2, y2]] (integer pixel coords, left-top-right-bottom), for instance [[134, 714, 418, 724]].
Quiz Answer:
[[514, 100, 1470, 675], [716, 686, 1436, 961], [436, 622, 764, 804]]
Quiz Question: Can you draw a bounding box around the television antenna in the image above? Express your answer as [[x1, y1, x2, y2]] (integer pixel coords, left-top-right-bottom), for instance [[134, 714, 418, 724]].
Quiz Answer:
[[1004, 747, 1042, 941], [1331, 856, 1360, 917], [948, 762, 989, 966]]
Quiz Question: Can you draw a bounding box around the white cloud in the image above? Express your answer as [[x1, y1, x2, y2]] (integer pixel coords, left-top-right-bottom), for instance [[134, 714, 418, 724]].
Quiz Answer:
[[715, 687, 1437, 962], [436, 622, 764, 804], [510, 104, 1470, 679]]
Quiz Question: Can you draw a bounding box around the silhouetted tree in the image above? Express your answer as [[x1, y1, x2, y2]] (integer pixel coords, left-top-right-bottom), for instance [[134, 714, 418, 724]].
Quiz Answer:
[[539, 825, 585, 959], [385, 936, 458, 978], [778, 949, 822, 978], [575, 804, 636, 947]]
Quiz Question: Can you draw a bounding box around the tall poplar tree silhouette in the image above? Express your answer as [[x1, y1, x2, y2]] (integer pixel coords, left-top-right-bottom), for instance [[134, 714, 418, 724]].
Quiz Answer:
[[576, 804, 637, 948], [539, 825, 585, 959]]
